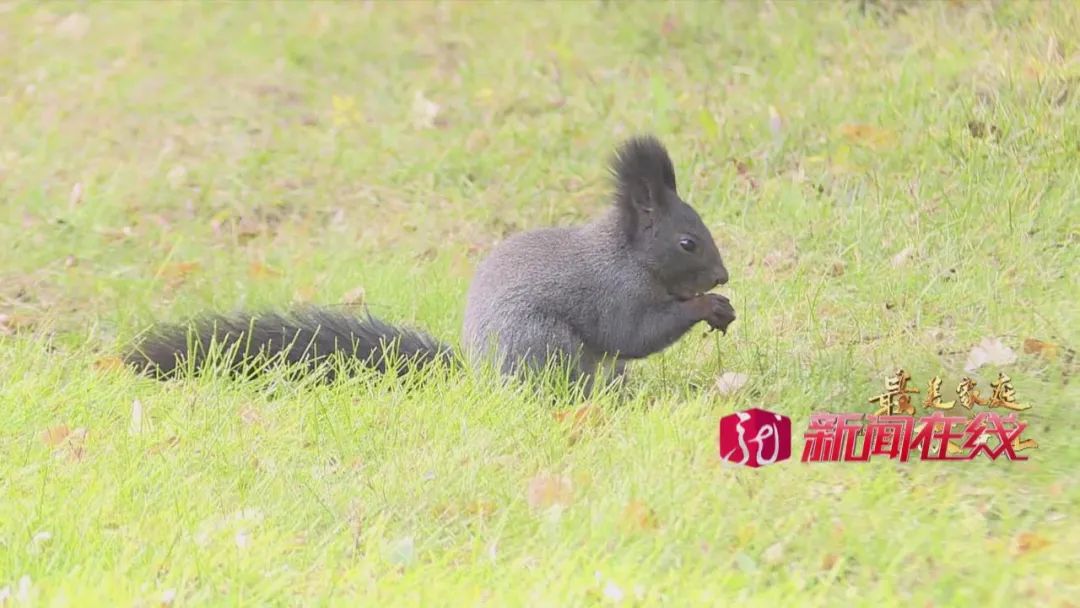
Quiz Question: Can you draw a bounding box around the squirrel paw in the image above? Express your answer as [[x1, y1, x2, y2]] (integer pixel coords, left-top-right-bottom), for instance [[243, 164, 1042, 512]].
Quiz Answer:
[[694, 293, 736, 334]]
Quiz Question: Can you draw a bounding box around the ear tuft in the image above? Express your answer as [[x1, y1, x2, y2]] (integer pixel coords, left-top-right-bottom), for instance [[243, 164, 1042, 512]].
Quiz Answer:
[[609, 135, 678, 212]]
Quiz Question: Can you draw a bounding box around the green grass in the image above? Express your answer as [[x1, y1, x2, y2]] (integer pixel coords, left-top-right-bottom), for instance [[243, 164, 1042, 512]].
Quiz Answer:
[[1, 1, 1078, 605]]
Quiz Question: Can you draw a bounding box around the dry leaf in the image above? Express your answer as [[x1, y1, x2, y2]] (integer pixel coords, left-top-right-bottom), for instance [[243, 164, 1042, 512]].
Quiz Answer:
[[762, 542, 785, 565], [41, 424, 71, 447], [821, 553, 840, 571], [412, 91, 442, 129], [967, 120, 1000, 140], [890, 245, 914, 268], [248, 262, 282, 279], [553, 405, 602, 443], [94, 356, 125, 372], [129, 398, 149, 436], [526, 473, 573, 511], [621, 500, 659, 531], [761, 249, 797, 272], [1012, 532, 1051, 555], [69, 182, 83, 207], [54, 13, 90, 39], [840, 123, 895, 149], [714, 372, 750, 395], [1022, 338, 1060, 360], [1012, 438, 1038, 452], [768, 105, 783, 139], [964, 337, 1018, 372], [340, 285, 367, 306], [293, 284, 317, 303], [0, 313, 34, 336], [166, 165, 187, 189], [161, 261, 200, 284], [148, 435, 180, 455], [239, 406, 263, 426], [54, 427, 88, 462]]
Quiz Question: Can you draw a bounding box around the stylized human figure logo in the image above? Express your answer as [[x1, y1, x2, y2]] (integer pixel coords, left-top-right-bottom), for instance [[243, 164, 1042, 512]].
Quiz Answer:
[[718, 408, 792, 468]]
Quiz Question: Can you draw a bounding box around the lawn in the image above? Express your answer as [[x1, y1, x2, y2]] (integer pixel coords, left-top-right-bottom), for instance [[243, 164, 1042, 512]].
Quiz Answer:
[[1, 1, 1077, 605]]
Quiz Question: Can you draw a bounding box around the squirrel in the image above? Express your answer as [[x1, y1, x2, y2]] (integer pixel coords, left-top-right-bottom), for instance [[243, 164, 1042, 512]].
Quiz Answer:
[[125, 135, 735, 391]]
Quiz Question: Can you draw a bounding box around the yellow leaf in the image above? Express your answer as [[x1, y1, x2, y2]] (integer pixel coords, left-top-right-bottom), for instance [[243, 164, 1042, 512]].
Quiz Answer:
[[148, 435, 180, 455], [526, 473, 573, 511], [248, 262, 282, 279], [41, 424, 71, 447], [1012, 532, 1051, 555], [621, 500, 659, 531], [839, 123, 895, 149], [553, 404, 603, 444], [1022, 338, 1060, 360], [93, 356, 125, 372]]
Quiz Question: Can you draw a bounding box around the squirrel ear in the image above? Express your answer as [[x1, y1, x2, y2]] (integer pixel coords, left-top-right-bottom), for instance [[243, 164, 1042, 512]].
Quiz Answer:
[[610, 135, 677, 215]]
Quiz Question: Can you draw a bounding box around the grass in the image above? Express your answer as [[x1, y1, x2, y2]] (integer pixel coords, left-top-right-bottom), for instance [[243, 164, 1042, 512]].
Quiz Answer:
[[1, 0, 1078, 605]]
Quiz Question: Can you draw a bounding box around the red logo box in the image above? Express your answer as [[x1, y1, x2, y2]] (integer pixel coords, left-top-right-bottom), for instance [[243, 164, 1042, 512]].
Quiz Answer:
[[719, 408, 792, 467]]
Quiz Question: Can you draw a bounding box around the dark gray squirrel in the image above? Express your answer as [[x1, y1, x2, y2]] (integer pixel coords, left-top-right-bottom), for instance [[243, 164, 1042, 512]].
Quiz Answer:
[[126, 135, 735, 391]]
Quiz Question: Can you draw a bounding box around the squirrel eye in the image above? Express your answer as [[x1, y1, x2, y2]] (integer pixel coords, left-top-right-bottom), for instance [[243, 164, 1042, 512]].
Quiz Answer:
[[679, 237, 697, 253]]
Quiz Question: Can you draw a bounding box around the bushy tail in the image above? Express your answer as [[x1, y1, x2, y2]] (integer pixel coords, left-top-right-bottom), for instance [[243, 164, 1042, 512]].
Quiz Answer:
[[125, 308, 455, 380]]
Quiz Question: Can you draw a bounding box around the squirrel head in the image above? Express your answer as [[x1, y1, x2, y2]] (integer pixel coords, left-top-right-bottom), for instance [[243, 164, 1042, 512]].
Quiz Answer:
[[610, 135, 729, 300]]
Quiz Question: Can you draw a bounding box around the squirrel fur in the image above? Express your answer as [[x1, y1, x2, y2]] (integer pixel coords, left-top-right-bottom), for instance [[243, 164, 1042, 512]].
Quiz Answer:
[[126, 135, 734, 390]]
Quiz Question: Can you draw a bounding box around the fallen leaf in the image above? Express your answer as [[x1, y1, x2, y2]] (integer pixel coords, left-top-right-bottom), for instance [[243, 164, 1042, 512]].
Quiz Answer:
[[967, 120, 1000, 139], [0, 313, 34, 336], [1012, 532, 1051, 555], [464, 500, 497, 519], [602, 581, 625, 603], [412, 91, 443, 129], [54, 12, 90, 39], [964, 337, 1018, 372], [714, 372, 750, 396], [1022, 338, 1060, 360], [840, 123, 895, 149], [829, 260, 845, 277], [41, 425, 71, 447], [762, 541, 785, 565], [239, 406, 264, 426], [69, 182, 83, 207], [761, 249, 797, 272], [660, 14, 679, 37], [248, 262, 282, 279], [385, 535, 416, 566], [821, 553, 840, 571], [553, 405, 603, 443], [526, 473, 573, 511], [699, 109, 719, 140], [1012, 438, 1038, 452], [331, 94, 363, 127], [890, 245, 914, 268], [293, 284, 317, 303], [165, 165, 187, 189], [340, 285, 367, 306], [129, 398, 149, 436], [94, 356, 125, 372], [148, 435, 180, 455], [55, 427, 88, 462], [621, 500, 659, 531], [768, 105, 783, 139], [160, 261, 200, 284]]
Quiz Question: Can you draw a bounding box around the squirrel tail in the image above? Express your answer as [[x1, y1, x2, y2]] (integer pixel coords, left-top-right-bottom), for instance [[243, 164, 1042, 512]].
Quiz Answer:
[[124, 308, 455, 380]]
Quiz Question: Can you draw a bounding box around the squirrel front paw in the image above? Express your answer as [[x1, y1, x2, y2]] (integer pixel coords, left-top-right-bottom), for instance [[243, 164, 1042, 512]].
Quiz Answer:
[[690, 293, 736, 334]]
